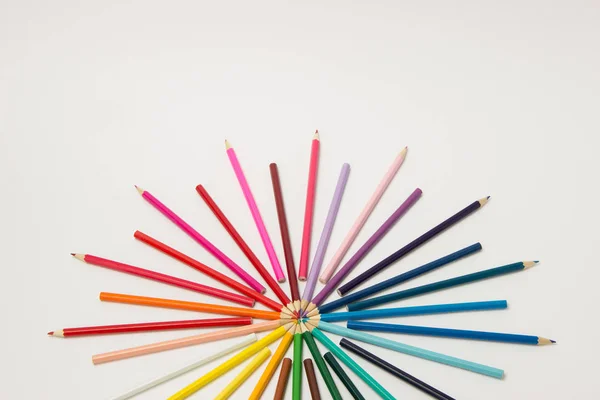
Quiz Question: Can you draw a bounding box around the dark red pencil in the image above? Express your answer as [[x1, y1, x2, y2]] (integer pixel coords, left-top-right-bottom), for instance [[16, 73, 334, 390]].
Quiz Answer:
[[270, 163, 300, 314], [196, 184, 291, 306], [133, 231, 284, 312], [47, 317, 252, 338], [72, 253, 254, 307]]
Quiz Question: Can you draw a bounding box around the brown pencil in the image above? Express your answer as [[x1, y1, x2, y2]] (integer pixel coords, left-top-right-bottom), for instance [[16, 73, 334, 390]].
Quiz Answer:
[[274, 358, 293, 400], [304, 358, 322, 400]]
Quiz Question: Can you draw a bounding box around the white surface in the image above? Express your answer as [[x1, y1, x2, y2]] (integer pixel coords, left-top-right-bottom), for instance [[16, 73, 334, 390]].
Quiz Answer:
[[1, 1, 598, 399]]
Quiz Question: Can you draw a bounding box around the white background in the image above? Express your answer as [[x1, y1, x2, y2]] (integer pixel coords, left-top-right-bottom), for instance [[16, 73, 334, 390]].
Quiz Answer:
[[1, 1, 598, 399]]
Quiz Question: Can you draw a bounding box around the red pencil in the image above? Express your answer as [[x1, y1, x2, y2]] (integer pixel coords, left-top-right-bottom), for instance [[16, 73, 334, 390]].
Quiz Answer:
[[299, 130, 320, 280], [195, 184, 291, 306], [134, 231, 284, 312], [71, 253, 254, 307], [47, 317, 252, 338]]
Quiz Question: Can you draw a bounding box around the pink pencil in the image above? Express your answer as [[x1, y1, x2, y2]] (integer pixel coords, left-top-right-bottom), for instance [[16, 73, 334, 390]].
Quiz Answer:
[[319, 147, 408, 283], [298, 130, 320, 281], [225, 140, 286, 282], [136, 186, 265, 293]]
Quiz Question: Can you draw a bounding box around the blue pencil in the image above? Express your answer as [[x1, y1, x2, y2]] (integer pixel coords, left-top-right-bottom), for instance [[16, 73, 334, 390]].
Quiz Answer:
[[312, 320, 504, 379], [349, 261, 537, 311], [347, 321, 555, 345], [319, 243, 482, 313], [319, 300, 507, 322]]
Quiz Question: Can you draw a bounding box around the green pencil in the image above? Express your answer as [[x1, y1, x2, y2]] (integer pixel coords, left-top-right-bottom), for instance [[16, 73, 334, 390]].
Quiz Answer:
[[301, 323, 342, 400], [324, 352, 366, 400], [292, 324, 303, 400]]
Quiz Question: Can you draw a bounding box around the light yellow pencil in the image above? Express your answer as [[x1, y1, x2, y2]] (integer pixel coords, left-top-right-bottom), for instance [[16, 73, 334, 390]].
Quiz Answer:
[[249, 324, 295, 399], [214, 347, 271, 400], [168, 323, 292, 400]]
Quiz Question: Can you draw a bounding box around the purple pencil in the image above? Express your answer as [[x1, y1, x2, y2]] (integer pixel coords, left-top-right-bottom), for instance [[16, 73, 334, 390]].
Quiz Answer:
[[308, 188, 422, 312], [300, 164, 350, 313]]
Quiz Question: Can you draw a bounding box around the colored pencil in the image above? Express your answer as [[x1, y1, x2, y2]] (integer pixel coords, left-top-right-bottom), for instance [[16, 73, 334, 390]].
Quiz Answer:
[[214, 347, 271, 400], [319, 300, 508, 322], [309, 326, 395, 399], [270, 163, 300, 312], [136, 186, 264, 293], [225, 140, 285, 282], [302, 325, 342, 400], [111, 334, 257, 400], [338, 196, 490, 294], [319, 243, 482, 313], [92, 320, 283, 365], [299, 130, 320, 281], [315, 320, 504, 379], [350, 261, 538, 310], [341, 339, 456, 400], [249, 325, 295, 400], [304, 358, 321, 400], [320, 147, 408, 284], [99, 292, 281, 320], [274, 358, 292, 400], [292, 324, 303, 400], [168, 324, 291, 400], [311, 188, 422, 308], [48, 317, 252, 338], [348, 321, 555, 345], [72, 253, 253, 307], [196, 185, 291, 305], [323, 352, 365, 400], [301, 163, 350, 313], [134, 231, 283, 312]]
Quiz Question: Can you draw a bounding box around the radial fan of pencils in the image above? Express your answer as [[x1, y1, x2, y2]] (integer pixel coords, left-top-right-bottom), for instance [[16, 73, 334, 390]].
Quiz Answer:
[[49, 131, 555, 400]]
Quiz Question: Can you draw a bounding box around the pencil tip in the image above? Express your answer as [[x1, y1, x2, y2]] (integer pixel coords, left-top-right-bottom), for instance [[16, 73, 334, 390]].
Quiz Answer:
[[479, 196, 491, 206], [534, 260, 540, 263], [225, 140, 232, 149], [313, 130, 319, 140], [70, 253, 75, 256], [551, 340, 556, 343], [71, 253, 86, 262], [135, 185, 144, 195], [47, 331, 53, 336]]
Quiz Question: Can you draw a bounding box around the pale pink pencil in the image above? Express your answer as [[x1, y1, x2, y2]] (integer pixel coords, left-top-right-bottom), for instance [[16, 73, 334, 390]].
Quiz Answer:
[[225, 140, 286, 283], [92, 319, 283, 364], [136, 186, 265, 294], [319, 147, 408, 283]]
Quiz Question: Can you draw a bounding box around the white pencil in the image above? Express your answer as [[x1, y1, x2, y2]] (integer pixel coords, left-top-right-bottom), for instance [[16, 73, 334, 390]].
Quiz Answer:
[[111, 334, 257, 400]]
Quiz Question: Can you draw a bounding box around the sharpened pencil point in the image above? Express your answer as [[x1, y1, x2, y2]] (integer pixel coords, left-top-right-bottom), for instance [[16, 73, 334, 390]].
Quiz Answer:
[[479, 196, 491, 206], [71, 253, 85, 262], [551, 340, 556, 343], [523, 261, 538, 269], [47, 331, 53, 336], [134, 185, 144, 195], [225, 140, 232, 149], [313, 130, 319, 140]]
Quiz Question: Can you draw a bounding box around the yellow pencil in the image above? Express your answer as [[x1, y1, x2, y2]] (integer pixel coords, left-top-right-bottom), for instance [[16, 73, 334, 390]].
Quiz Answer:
[[168, 323, 292, 400], [249, 325, 295, 399], [214, 347, 272, 400]]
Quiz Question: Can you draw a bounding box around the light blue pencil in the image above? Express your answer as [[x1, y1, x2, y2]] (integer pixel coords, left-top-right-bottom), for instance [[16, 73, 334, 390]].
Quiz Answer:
[[315, 320, 504, 379], [309, 327, 396, 399], [320, 300, 507, 322]]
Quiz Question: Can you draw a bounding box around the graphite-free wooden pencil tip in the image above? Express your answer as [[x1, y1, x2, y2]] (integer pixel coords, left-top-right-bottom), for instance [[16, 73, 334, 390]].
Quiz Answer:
[[134, 185, 144, 195], [225, 139, 232, 149]]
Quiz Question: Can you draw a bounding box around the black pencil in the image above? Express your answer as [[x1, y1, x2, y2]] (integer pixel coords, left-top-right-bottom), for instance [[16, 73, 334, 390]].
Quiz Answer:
[[324, 352, 365, 400], [338, 196, 489, 295], [340, 338, 456, 400]]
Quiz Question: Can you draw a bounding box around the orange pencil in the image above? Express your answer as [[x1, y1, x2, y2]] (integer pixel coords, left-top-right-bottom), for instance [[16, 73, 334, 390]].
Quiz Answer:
[[99, 292, 281, 320]]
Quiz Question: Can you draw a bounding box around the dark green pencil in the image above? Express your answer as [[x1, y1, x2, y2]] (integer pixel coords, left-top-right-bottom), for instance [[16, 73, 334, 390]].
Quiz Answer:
[[349, 261, 538, 310], [324, 352, 366, 400], [301, 323, 342, 400]]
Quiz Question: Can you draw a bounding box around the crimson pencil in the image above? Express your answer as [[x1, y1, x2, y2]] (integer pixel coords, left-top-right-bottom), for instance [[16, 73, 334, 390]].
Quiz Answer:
[[299, 130, 320, 281], [72, 253, 254, 307], [47, 317, 252, 338], [134, 231, 284, 312], [196, 185, 291, 306]]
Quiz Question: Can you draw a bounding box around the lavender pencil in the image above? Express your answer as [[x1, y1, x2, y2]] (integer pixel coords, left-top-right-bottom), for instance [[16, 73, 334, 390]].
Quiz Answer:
[[300, 164, 350, 314], [310, 188, 422, 309]]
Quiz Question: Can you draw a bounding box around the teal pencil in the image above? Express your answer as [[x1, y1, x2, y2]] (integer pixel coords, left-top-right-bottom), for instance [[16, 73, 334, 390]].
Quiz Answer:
[[301, 323, 342, 400], [350, 261, 537, 310], [313, 320, 504, 379], [308, 325, 395, 400]]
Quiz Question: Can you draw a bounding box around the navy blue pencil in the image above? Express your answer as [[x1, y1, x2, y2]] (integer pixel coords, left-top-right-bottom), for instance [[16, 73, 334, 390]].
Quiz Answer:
[[349, 261, 538, 311], [347, 321, 555, 345], [319, 243, 482, 314], [317, 300, 507, 323]]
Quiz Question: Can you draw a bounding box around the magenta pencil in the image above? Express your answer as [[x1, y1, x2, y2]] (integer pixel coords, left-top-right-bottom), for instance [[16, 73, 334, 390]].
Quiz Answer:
[[225, 140, 286, 283], [298, 131, 320, 281], [135, 186, 265, 293]]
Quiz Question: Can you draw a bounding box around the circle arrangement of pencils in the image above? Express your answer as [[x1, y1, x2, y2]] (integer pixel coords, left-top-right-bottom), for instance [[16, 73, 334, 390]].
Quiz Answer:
[[49, 132, 555, 399]]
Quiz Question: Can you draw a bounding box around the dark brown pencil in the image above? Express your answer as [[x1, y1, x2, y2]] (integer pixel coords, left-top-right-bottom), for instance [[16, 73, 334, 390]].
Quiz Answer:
[[274, 358, 292, 400], [304, 358, 322, 400], [270, 163, 300, 312]]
